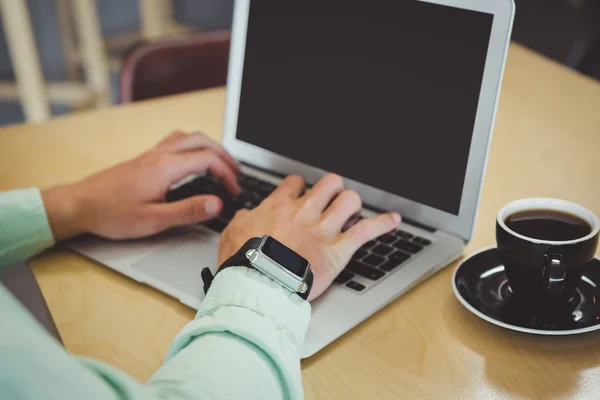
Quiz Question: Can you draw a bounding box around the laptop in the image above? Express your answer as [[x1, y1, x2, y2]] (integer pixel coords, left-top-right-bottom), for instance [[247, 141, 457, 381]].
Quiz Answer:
[[69, 0, 515, 358]]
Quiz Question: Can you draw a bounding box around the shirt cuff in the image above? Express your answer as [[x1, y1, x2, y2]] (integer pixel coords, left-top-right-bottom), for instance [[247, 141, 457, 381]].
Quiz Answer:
[[200, 267, 311, 347], [0, 188, 55, 268], [163, 267, 311, 396]]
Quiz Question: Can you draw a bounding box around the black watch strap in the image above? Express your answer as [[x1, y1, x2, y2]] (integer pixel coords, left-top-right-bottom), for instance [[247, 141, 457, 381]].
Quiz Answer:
[[221, 237, 264, 270], [201, 237, 313, 300], [201, 237, 261, 295]]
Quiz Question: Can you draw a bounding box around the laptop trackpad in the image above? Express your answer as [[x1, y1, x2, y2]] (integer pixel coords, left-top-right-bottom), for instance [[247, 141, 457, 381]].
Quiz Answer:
[[131, 230, 219, 308]]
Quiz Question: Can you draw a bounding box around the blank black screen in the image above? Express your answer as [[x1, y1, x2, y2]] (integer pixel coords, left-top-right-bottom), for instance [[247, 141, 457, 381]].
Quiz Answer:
[[261, 237, 309, 276], [236, 1, 494, 214]]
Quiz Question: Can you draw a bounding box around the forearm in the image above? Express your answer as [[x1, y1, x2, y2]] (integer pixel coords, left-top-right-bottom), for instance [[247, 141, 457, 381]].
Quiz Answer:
[[0, 189, 55, 268], [150, 267, 310, 399], [0, 267, 309, 400], [147, 333, 286, 398]]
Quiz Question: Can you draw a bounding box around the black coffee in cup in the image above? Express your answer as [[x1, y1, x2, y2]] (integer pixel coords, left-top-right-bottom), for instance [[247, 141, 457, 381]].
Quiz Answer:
[[505, 209, 593, 242], [496, 199, 599, 307]]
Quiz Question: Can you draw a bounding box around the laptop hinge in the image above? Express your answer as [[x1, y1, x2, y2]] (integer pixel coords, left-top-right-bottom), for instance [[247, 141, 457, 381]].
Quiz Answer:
[[240, 161, 287, 179]]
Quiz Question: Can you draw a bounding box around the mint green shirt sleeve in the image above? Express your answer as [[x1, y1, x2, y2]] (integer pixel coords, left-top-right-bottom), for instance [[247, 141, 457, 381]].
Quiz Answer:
[[0, 188, 55, 268], [0, 189, 311, 399]]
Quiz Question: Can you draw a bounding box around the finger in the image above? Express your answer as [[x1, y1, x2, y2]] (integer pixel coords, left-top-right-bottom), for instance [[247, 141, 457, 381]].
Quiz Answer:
[[319, 190, 362, 235], [301, 173, 344, 213], [167, 150, 241, 194], [146, 195, 223, 232], [270, 175, 306, 199], [158, 131, 240, 173], [337, 212, 402, 256], [156, 130, 186, 148]]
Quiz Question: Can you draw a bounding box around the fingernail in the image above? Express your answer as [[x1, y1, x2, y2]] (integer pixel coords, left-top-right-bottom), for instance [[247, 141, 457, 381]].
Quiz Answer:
[[204, 198, 220, 216], [391, 212, 401, 224]]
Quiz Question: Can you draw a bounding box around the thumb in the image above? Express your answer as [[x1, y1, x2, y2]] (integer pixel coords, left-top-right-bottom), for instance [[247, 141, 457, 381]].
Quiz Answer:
[[151, 195, 223, 230]]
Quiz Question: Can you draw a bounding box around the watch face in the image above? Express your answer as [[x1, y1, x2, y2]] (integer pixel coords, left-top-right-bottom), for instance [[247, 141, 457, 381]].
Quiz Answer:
[[261, 237, 309, 277]]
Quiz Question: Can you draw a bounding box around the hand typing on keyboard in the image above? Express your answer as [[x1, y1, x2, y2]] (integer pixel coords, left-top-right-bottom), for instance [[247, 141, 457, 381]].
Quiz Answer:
[[41, 128, 402, 301], [167, 167, 407, 299], [42, 128, 404, 299], [42, 131, 241, 240], [215, 174, 401, 301]]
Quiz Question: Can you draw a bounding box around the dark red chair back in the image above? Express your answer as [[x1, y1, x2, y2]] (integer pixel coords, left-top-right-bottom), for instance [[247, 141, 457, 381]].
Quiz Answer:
[[119, 30, 230, 102]]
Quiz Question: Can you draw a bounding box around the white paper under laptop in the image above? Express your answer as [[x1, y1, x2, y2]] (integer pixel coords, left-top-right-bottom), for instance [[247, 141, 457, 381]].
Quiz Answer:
[[69, 0, 515, 357]]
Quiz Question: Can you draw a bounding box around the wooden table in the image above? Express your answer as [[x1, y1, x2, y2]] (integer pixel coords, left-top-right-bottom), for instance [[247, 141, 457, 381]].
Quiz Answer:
[[1, 44, 599, 399]]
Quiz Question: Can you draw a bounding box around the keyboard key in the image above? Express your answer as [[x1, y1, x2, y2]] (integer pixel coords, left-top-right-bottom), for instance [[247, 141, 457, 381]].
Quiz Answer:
[[231, 192, 258, 210], [203, 217, 228, 233], [362, 254, 386, 267], [235, 191, 254, 204], [380, 259, 405, 272], [347, 261, 385, 280], [352, 248, 368, 260], [220, 206, 236, 221], [378, 233, 396, 244], [182, 178, 201, 189], [189, 175, 211, 187], [258, 182, 276, 194], [390, 251, 411, 262], [346, 281, 366, 292], [371, 244, 394, 256], [394, 230, 414, 239], [334, 270, 355, 284], [249, 192, 264, 204], [237, 176, 249, 188], [240, 176, 259, 189], [393, 240, 423, 254], [413, 236, 432, 246], [206, 173, 223, 183], [165, 187, 186, 202], [361, 240, 377, 250], [167, 173, 272, 217], [196, 180, 225, 197]]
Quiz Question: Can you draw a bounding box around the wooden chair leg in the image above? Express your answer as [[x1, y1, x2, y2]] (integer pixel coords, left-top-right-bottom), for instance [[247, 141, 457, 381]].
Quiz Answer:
[[138, 0, 174, 40], [56, 0, 80, 82], [0, 0, 51, 122], [70, 0, 110, 107]]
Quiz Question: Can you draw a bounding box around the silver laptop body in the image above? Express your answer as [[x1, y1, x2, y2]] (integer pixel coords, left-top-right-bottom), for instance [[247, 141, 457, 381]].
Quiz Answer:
[[69, 0, 515, 358]]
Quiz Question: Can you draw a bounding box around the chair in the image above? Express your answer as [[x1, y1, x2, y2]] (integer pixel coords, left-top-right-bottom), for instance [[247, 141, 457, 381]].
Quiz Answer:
[[57, 0, 194, 77], [0, 0, 110, 123], [119, 30, 230, 103]]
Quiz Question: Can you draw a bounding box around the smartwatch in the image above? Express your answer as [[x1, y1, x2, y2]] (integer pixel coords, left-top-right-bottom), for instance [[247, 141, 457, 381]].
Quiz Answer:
[[201, 236, 314, 300]]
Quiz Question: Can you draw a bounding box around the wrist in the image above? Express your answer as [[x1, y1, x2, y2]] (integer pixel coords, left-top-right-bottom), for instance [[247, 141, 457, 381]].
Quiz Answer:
[[210, 236, 313, 300], [42, 184, 86, 241]]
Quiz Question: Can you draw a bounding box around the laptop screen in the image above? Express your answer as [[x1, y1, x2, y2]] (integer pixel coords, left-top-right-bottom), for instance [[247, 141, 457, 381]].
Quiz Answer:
[[235, 1, 494, 215]]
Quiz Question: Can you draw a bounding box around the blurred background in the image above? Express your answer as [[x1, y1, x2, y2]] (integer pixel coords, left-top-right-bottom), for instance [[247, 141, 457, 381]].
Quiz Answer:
[[0, 0, 598, 126]]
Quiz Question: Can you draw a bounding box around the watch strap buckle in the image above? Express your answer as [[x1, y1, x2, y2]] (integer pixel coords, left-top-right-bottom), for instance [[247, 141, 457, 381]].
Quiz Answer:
[[201, 267, 215, 295]]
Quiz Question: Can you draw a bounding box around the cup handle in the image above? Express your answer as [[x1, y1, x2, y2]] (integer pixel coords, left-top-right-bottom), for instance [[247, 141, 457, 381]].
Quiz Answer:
[[543, 255, 566, 293]]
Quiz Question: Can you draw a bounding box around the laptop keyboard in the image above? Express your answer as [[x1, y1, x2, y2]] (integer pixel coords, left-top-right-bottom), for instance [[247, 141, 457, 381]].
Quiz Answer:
[[166, 172, 433, 294], [167, 173, 276, 232]]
